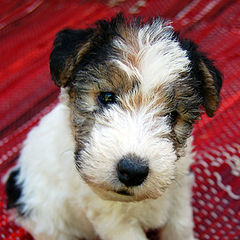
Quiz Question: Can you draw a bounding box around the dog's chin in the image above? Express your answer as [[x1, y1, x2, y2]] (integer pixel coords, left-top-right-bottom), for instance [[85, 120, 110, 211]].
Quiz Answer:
[[90, 186, 160, 202]]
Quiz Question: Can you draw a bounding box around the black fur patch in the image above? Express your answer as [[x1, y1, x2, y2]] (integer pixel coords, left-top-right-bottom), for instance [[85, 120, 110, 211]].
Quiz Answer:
[[50, 14, 126, 88], [74, 18, 122, 69], [6, 169, 25, 215], [50, 28, 95, 87], [179, 39, 222, 92], [179, 39, 223, 117]]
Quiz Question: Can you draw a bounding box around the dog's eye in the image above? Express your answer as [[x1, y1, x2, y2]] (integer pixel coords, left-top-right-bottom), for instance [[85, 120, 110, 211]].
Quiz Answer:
[[169, 111, 179, 124], [98, 92, 116, 106]]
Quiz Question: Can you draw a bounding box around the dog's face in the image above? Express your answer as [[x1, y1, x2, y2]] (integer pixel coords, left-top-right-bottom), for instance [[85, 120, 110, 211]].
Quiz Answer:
[[50, 14, 222, 202]]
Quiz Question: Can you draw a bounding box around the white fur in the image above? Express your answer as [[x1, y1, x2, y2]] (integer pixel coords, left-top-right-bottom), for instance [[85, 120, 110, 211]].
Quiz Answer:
[[137, 21, 190, 93], [12, 94, 195, 240], [112, 20, 191, 93]]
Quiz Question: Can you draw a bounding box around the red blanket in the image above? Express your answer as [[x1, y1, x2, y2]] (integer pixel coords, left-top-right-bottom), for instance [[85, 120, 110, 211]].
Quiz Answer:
[[0, 0, 239, 239]]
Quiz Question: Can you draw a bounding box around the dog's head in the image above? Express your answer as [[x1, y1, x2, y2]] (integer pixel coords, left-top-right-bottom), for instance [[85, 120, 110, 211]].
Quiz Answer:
[[50, 14, 222, 201]]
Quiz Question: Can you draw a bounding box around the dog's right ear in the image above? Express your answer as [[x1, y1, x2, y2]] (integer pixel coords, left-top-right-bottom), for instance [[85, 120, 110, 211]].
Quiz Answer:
[[50, 28, 94, 87], [180, 39, 223, 117]]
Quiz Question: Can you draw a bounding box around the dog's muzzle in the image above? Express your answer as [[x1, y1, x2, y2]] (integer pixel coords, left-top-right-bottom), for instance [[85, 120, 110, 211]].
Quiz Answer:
[[117, 156, 149, 187]]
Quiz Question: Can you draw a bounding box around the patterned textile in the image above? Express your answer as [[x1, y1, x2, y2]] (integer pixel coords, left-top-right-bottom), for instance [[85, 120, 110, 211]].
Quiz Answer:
[[0, 0, 239, 239]]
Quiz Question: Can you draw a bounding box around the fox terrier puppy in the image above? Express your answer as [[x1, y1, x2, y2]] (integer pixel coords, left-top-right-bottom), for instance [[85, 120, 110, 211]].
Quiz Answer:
[[6, 14, 222, 240]]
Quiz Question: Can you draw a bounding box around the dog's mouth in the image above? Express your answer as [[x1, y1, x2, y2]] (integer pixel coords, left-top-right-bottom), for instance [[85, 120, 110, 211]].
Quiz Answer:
[[89, 183, 162, 202], [115, 189, 132, 196]]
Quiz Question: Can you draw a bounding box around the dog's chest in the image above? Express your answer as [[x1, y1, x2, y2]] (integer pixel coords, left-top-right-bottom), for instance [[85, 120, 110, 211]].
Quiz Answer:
[[78, 187, 171, 231], [127, 196, 171, 230]]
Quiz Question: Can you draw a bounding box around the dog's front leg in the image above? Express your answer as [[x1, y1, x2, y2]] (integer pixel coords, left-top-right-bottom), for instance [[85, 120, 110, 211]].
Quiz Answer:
[[160, 174, 196, 240]]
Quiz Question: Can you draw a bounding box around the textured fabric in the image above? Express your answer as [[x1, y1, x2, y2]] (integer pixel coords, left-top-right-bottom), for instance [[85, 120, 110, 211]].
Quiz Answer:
[[0, 0, 239, 239]]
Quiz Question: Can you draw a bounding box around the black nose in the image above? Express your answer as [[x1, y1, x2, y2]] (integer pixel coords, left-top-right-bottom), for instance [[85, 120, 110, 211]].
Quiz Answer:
[[117, 156, 149, 187]]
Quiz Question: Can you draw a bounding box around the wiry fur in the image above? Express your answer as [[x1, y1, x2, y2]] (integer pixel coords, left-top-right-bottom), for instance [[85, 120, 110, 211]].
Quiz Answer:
[[6, 14, 222, 240]]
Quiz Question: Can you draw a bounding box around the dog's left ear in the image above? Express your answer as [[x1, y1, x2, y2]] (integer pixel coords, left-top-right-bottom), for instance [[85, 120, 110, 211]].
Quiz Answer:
[[50, 28, 94, 87], [180, 39, 223, 117]]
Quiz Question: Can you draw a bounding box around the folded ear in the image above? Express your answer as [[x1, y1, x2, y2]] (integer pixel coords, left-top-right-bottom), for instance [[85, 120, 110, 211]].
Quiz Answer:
[[180, 39, 223, 117], [50, 28, 94, 87]]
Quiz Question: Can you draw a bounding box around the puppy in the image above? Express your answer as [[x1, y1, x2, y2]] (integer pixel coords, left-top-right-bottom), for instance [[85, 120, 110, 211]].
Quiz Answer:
[[6, 14, 222, 240]]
